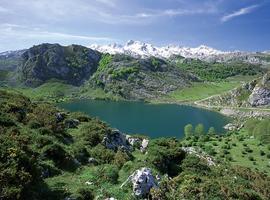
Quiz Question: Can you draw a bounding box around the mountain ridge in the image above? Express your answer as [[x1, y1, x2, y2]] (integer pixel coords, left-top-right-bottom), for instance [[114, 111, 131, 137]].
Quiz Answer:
[[89, 40, 270, 65]]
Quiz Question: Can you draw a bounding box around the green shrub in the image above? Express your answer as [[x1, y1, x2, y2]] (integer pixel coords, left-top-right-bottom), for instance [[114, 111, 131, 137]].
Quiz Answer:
[[148, 138, 185, 176], [89, 144, 115, 164]]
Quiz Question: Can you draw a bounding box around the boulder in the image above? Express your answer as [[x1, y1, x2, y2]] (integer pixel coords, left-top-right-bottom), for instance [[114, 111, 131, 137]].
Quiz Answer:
[[126, 135, 141, 147], [248, 87, 270, 106], [65, 119, 80, 128], [88, 157, 98, 165], [121, 167, 158, 198], [102, 129, 131, 152], [140, 139, 149, 153], [55, 112, 65, 122]]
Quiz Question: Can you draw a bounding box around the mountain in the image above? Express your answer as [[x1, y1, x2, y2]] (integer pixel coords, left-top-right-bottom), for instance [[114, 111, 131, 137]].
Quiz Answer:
[[198, 72, 270, 107], [17, 43, 101, 86], [86, 54, 196, 100], [90, 40, 270, 65], [89, 40, 227, 59]]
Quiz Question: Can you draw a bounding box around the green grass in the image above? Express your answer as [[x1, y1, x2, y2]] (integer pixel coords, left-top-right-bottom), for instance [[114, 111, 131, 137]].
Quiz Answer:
[[183, 130, 270, 176], [164, 81, 241, 102], [6, 81, 79, 102], [79, 87, 123, 101]]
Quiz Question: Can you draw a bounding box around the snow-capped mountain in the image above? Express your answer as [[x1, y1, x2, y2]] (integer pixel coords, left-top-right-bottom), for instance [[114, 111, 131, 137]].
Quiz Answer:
[[0, 50, 25, 59], [89, 40, 234, 60], [90, 40, 270, 65]]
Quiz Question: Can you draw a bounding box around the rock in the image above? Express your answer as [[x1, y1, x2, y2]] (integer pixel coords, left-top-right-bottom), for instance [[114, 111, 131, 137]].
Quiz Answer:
[[121, 167, 158, 198], [85, 181, 93, 185], [55, 112, 65, 122], [88, 157, 98, 165], [126, 135, 141, 147], [140, 139, 149, 153], [65, 119, 80, 128], [182, 147, 216, 166], [223, 123, 238, 131], [102, 129, 131, 152], [248, 87, 270, 106]]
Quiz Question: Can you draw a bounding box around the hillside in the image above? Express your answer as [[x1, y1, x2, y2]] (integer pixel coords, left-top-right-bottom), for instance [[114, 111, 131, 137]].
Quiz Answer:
[[198, 72, 270, 107], [0, 43, 266, 101], [85, 54, 195, 100], [17, 44, 101, 86], [1, 89, 270, 200]]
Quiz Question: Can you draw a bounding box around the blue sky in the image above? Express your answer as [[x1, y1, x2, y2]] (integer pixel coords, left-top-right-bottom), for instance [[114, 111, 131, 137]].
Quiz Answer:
[[0, 0, 269, 52]]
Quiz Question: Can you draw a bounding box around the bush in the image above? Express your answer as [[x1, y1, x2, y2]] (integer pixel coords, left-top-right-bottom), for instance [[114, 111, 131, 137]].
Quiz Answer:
[[260, 150, 265, 156], [75, 188, 95, 200], [248, 156, 255, 161], [0, 133, 41, 200], [95, 164, 119, 184], [89, 144, 115, 164], [148, 138, 185, 176], [113, 150, 132, 168], [81, 120, 110, 147]]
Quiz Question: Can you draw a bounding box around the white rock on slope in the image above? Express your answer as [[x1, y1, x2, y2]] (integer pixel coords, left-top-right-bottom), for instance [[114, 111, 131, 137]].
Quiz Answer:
[[120, 167, 158, 198]]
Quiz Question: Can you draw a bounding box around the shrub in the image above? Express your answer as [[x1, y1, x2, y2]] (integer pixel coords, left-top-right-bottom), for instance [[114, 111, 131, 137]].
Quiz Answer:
[[248, 156, 255, 161], [113, 150, 132, 168], [95, 164, 119, 184], [260, 150, 265, 156], [148, 138, 185, 176], [81, 120, 110, 147], [89, 144, 115, 164]]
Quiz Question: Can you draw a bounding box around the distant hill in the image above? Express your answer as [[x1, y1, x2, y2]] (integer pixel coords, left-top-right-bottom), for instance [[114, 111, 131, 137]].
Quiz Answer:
[[199, 72, 270, 107]]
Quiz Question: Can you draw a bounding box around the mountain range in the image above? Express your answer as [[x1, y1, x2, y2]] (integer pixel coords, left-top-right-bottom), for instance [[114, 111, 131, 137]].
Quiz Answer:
[[90, 40, 270, 64]]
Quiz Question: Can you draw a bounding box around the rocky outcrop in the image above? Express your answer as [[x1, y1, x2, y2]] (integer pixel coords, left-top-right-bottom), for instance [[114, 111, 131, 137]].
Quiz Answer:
[[18, 43, 101, 86], [102, 129, 131, 152], [102, 129, 150, 153], [200, 72, 270, 108], [140, 139, 149, 153], [220, 108, 270, 119], [223, 123, 243, 131], [121, 167, 158, 198], [182, 147, 216, 166], [248, 73, 270, 106]]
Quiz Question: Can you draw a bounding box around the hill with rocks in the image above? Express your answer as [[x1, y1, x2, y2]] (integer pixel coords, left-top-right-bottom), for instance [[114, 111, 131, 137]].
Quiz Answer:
[[199, 72, 270, 107]]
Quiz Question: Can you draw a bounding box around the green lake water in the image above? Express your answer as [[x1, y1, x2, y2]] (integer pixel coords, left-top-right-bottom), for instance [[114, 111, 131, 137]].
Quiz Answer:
[[59, 100, 230, 138]]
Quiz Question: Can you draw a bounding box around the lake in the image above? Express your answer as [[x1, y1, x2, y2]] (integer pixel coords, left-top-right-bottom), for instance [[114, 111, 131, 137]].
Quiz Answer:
[[59, 100, 230, 138]]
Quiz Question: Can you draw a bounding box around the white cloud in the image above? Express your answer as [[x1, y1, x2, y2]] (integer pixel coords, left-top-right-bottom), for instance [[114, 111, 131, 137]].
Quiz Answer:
[[0, 23, 114, 41], [0, 5, 10, 13], [221, 5, 259, 22], [95, 0, 117, 8]]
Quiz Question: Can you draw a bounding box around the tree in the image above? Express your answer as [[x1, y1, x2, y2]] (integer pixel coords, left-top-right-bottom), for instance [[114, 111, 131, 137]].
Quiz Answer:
[[195, 123, 205, 136], [208, 127, 216, 136], [184, 124, 193, 137]]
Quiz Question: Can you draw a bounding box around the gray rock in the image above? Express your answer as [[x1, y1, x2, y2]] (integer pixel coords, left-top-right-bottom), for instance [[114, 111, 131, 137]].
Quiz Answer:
[[88, 157, 98, 165], [182, 147, 216, 166], [121, 167, 158, 198], [65, 119, 80, 128], [140, 139, 149, 153], [55, 112, 65, 122], [102, 129, 131, 152], [248, 87, 270, 106]]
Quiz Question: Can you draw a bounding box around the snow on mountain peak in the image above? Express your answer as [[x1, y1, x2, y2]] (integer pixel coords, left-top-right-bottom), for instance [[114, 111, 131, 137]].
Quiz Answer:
[[89, 40, 233, 59]]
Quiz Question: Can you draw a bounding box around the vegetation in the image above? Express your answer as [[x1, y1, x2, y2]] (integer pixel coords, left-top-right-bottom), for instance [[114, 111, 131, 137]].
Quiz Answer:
[[175, 59, 264, 81], [162, 81, 243, 102], [1, 89, 270, 200]]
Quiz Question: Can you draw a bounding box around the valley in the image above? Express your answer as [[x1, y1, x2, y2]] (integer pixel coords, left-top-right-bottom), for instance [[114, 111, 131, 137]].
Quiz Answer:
[[1, 42, 270, 200]]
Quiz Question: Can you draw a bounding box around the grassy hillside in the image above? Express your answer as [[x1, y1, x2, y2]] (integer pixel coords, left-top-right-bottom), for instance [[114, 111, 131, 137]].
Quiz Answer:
[[1, 89, 270, 200]]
